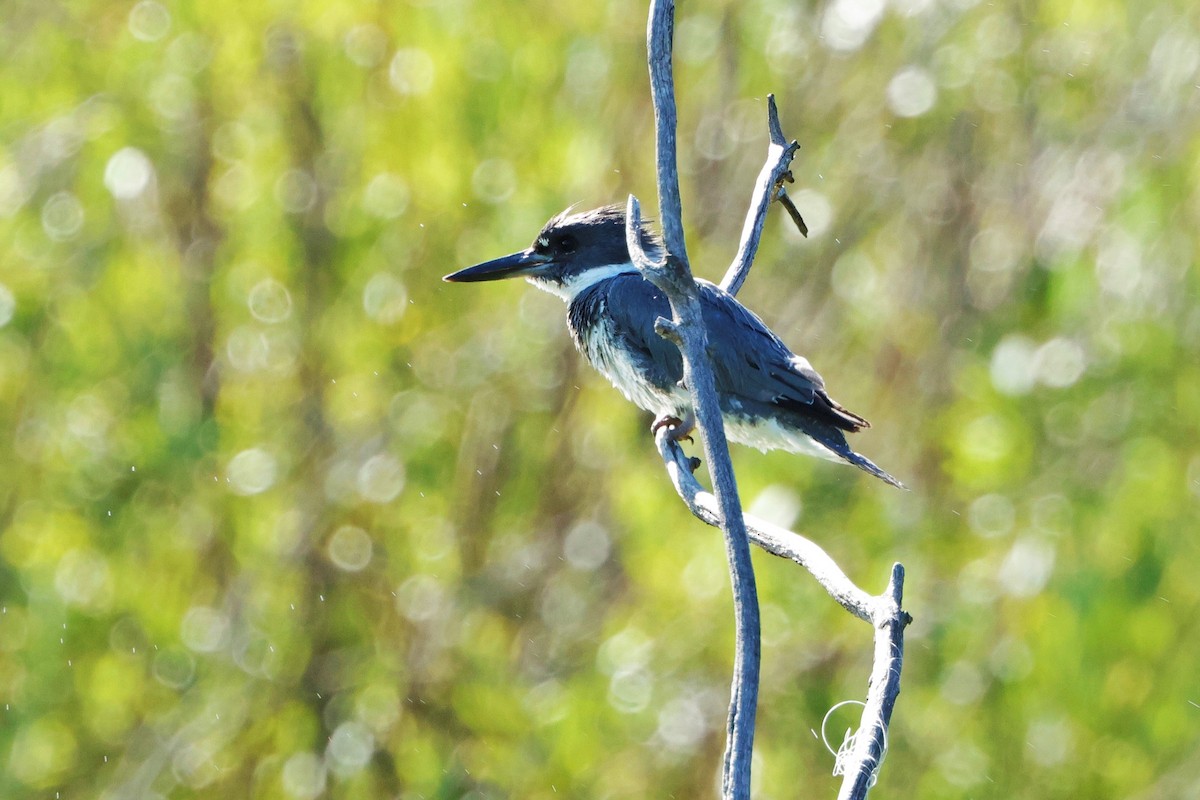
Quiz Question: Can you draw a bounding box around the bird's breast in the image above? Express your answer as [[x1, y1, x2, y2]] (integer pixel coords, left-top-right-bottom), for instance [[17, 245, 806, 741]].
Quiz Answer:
[[567, 288, 683, 415]]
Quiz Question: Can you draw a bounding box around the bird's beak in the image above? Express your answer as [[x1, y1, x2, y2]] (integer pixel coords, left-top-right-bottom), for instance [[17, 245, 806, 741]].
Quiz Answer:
[[443, 249, 548, 283]]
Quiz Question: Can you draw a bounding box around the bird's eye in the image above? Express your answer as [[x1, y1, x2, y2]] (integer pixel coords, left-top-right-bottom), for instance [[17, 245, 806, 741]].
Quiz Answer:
[[555, 234, 577, 253]]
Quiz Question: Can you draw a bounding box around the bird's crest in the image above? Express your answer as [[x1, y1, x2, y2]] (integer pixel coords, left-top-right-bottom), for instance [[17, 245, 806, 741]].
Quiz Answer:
[[539, 204, 664, 258]]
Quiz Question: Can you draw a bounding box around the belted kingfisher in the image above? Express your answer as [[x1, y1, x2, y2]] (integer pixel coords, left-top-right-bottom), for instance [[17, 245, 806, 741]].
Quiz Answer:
[[444, 205, 903, 488]]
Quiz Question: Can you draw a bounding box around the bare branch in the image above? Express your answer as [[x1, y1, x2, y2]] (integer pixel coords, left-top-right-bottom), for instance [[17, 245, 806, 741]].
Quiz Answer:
[[627, 192, 761, 800], [720, 95, 806, 297], [837, 565, 911, 800], [653, 429, 875, 622], [633, 5, 780, 785], [637, 5, 909, 800], [777, 190, 809, 238], [654, 428, 912, 800], [646, 0, 688, 266]]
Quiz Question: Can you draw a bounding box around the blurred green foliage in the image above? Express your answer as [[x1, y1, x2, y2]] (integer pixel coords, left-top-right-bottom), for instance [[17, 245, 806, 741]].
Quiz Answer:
[[2, 0, 1199, 797]]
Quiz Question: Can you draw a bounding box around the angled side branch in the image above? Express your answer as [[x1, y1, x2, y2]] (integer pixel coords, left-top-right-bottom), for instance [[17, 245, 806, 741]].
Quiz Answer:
[[721, 95, 808, 297], [654, 430, 875, 621]]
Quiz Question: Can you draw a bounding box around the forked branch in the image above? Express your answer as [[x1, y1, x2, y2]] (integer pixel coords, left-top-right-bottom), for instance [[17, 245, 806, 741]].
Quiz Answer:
[[636, 1, 909, 798], [654, 430, 911, 799]]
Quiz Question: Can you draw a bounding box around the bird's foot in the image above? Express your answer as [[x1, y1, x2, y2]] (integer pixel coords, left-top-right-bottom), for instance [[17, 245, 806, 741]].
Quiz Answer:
[[651, 412, 696, 444]]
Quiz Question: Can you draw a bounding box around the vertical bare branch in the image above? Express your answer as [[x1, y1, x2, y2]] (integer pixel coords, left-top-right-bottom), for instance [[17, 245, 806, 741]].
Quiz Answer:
[[625, 192, 760, 799], [646, 0, 689, 265], [641, 11, 764, 795], [836, 564, 910, 800]]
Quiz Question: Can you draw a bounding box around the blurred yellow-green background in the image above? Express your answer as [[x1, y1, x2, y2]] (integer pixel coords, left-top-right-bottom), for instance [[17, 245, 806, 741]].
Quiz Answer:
[[2, 0, 1199, 797]]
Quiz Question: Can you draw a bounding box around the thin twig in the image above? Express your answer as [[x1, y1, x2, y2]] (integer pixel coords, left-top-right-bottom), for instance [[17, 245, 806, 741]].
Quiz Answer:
[[720, 95, 806, 297], [777, 190, 809, 238]]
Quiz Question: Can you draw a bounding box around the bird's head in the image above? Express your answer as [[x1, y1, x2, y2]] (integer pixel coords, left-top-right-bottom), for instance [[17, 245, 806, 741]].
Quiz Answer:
[[444, 205, 662, 300]]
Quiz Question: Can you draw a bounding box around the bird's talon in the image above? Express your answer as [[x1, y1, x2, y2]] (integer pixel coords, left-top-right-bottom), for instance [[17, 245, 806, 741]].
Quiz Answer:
[[651, 415, 680, 436], [652, 413, 696, 444]]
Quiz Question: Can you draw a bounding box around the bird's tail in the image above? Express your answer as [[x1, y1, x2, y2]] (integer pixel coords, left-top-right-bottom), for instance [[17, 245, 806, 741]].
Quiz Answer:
[[843, 449, 907, 490], [800, 420, 906, 489], [731, 407, 906, 489]]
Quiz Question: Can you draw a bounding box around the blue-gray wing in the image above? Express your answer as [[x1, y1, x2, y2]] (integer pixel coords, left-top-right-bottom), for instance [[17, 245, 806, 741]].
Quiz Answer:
[[601, 275, 868, 432], [696, 281, 870, 433], [597, 275, 900, 486]]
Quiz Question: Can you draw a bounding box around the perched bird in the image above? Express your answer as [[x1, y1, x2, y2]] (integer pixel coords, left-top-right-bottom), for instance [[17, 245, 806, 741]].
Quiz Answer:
[[444, 205, 903, 488]]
